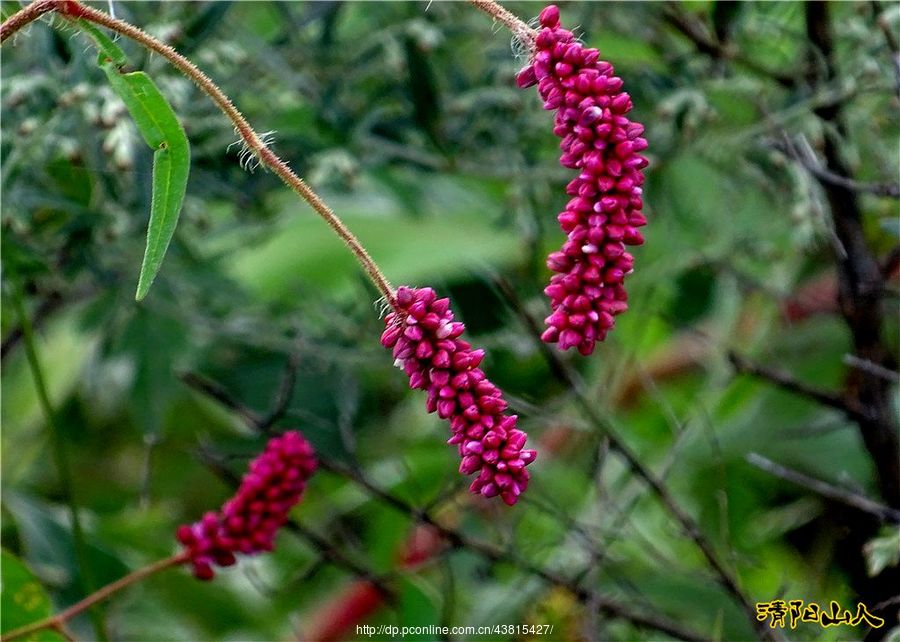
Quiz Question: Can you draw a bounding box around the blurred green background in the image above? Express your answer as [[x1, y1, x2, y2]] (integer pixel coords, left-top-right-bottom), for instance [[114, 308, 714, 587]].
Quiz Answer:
[[2, 1, 898, 641]]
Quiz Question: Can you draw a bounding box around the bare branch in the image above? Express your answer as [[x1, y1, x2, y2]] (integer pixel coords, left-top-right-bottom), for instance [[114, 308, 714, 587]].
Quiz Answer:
[[805, 0, 900, 509], [258, 354, 299, 432], [727, 351, 868, 421], [871, 0, 900, 94], [180, 371, 262, 428], [661, 2, 796, 88], [746, 453, 900, 523], [843, 354, 900, 384], [774, 135, 900, 199]]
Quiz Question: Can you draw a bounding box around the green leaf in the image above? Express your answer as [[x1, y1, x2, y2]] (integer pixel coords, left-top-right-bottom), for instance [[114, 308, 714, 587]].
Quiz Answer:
[[77, 20, 127, 68], [864, 528, 900, 577], [0, 549, 65, 642], [80, 23, 190, 301], [98, 63, 190, 300], [3, 493, 129, 608], [397, 578, 439, 641]]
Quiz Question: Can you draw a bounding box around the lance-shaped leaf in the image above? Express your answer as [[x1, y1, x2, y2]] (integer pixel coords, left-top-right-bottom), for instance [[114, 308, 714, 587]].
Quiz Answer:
[[81, 22, 190, 301]]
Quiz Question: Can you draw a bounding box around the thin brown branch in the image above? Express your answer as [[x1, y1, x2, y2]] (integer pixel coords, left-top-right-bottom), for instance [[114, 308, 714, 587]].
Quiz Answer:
[[317, 458, 706, 642], [0, 0, 58, 42], [258, 354, 299, 432], [805, 0, 900, 510], [0, 553, 187, 642], [747, 453, 900, 523], [1, 285, 100, 359], [180, 371, 262, 427], [728, 351, 868, 422], [468, 0, 537, 51], [774, 136, 900, 199], [843, 354, 900, 384], [871, 0, 900, 94], [662, 2, 796, 88]]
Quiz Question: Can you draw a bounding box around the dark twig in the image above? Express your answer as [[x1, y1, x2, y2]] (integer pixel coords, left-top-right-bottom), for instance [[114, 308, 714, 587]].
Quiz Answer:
[[258, 354, 300, 432], [180, 371, 262, 427], [1, 291, 63, 359], [747, 453, 900, 523], [871, 0, 900, 94], [662, 2, 796, 88], [843, 354, 900, 384], [774, 136, 900, 199], [492, 276, 777, 642], [1, 286, 98, 359], [727, 351, 869, 421], [805, 0, 900, 509]]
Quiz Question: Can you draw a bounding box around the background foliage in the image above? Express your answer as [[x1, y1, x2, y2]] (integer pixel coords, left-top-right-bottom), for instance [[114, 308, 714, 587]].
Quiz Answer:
[[2, 1, 899, 641]]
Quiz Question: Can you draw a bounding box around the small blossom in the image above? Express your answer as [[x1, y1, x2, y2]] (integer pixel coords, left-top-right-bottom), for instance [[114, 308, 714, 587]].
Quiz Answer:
[[381, 286, 536, 505], [517, 5, 649, 356], [176, 430, 317, 580]]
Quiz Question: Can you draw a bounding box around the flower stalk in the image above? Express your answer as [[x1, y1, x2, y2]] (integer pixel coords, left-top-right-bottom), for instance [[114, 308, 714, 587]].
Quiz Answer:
[[0, 553, 188, 642]]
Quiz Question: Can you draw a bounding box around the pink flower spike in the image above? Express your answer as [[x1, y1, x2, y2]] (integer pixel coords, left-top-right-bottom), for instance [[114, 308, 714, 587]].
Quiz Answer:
[[176, 430, 317, 580], [520, 5, 648, 356], [383, 287, 536, 505]]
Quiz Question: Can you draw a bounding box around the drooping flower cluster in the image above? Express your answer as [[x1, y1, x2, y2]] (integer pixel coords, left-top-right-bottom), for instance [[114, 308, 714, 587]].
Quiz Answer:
[[517, 5, 649, 356], [381, 286, 536, 505], [176, 430, 317, 580]]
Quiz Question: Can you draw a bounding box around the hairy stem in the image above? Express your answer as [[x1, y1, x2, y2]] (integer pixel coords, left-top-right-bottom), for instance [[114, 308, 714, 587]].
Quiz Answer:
[[468, 0, 537, 50], [10, 287, 107, 641], [0, 0, 57, 42], [0, 553, 188, 642], [0, 1, 395, 307]]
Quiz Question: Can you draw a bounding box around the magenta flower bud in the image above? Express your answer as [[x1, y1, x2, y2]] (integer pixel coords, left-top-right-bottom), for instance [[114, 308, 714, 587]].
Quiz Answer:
[[382, 287, 536, 504], [610, 93, 631, 113], [624, 228, 644, 245], [539, 4, 560, 28], [481, 483, 500, 498], [380, 324, 402, 347], [579, 106, 603, 126], [536, 29, 556, 50], [460, 455, 482, 475], [177, 431, 316, 581], [437, 399, 456, 418], [516, 65, 538, 88], [396, 287, 415, 307], [554, 62, 574, 77]]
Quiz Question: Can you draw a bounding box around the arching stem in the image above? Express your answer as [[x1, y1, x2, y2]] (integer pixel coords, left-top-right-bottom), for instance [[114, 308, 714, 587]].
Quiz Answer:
[[0, 553, 189, 642]]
